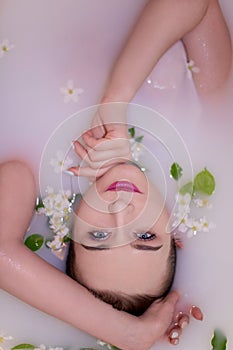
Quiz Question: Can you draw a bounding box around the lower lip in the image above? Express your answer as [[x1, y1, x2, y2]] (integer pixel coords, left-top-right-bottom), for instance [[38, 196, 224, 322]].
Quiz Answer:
[[106, 181, 142, 193]]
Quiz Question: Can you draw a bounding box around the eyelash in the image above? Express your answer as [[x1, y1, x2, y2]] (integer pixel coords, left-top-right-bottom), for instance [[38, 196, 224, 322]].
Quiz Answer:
[[88, 231, 156, 242], [88, 231, 111, 241], [135, 232, 156, 241]]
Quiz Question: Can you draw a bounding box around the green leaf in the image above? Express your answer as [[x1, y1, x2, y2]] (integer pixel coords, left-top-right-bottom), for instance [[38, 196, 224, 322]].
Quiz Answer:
[[179, 181, 194, 196], [128, 127, 135, 138], [211, 329, 227, 350], [135, 135, 144, 143], [35, 197, 44, 211], [170, 162, 183, 180], [24, 234, 44, 251], [63, 234, 71, 243], [11, 344, 35, 350], [194, 168, 215, 195]]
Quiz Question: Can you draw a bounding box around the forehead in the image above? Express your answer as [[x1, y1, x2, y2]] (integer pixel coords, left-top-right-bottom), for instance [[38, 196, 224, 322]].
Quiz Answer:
[[73, 239, 171, 296]]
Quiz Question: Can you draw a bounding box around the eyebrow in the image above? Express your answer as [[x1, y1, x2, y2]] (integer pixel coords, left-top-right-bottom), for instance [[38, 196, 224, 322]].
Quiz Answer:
[[81, 244, 163, 251]]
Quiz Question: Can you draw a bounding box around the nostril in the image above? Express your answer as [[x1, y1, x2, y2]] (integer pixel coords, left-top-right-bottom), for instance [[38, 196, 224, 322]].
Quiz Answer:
[[108, 200, 134, 214]]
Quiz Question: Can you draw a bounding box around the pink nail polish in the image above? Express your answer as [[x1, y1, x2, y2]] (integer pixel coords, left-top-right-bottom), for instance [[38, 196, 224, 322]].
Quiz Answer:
[[170, 337, 179, 346], [190, 306, 204, 321]]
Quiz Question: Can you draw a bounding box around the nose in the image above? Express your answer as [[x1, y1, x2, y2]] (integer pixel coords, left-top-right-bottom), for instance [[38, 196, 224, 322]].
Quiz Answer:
[[108, 198, 134, 213], [108, 194, 134, 226]]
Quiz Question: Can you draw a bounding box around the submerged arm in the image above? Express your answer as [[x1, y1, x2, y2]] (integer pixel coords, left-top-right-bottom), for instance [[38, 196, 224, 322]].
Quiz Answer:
[[0, 160, 178, 350], [101, 0, 231, 102]]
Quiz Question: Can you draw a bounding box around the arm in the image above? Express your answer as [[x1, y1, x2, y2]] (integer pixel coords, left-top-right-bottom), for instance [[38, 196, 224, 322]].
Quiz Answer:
[[0, 160, 179, 350], [100, 0, 231, 102]]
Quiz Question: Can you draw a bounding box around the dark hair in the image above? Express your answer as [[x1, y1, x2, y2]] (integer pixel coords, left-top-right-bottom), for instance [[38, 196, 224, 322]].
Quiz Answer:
[[66, 238, 176, 316]]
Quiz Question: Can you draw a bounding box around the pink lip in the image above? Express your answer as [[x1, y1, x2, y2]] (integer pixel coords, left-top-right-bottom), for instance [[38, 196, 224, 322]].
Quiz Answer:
[[106, 181, 142, 193]]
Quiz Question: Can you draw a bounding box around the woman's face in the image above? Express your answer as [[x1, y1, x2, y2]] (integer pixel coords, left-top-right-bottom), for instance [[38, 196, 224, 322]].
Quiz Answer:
[[72, 163, 172, 296]]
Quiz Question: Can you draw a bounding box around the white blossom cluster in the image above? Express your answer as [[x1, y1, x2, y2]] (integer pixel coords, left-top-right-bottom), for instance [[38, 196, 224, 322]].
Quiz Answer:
[[38, 186, 72, 250], [172, 193, 215, 238]]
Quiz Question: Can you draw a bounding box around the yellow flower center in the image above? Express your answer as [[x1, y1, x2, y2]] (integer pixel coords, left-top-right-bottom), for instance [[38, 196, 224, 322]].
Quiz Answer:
[[68, 89, 73, 95], [203, 199, 208, 206], [2, 46, 8, 52], [0, 336, 4, 343]]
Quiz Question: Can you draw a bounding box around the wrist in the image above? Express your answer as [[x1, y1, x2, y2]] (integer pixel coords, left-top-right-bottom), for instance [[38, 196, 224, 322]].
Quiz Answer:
[[100, 87, 134, 104]]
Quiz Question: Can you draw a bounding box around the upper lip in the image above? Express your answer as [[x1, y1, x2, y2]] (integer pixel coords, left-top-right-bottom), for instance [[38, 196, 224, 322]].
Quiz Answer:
[[106, 181, 142, 193]]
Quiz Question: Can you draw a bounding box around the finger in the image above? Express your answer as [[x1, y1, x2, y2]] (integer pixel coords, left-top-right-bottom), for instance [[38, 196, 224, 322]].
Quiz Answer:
[[73, 140, 89, 162], [90, 125, 106, 139], [148, 291, 180, 337], [168, 325, 182, 345], [169, 338, 179, 346], [66, 165, 113, 178], [176, 312, 190, 329], [87, 148, 131, 163], [83, 132, 130, 152], [190, 306, 204, 321]]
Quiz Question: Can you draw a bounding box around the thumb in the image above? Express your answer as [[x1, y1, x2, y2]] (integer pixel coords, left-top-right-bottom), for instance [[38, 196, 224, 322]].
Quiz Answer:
[[154, 291, 180, 334], [141, 291, 180, 340]]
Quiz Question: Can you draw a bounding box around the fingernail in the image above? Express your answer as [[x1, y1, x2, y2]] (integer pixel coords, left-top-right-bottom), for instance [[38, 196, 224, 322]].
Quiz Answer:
[[190, 306, 204, 321], [71, 140, 76, 149], [169, 337, 179, 346], [169, 326, 182, 339], [177, 314, 190, 329], [170, 331, 179, 339], [63, 170, 74, 176]]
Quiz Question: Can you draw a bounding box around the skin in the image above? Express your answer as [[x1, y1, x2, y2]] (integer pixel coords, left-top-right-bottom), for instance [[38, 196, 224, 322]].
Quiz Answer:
[[72, 163, 172, 296], [1, 0, 229, 347], [0, 160, 179, 350]]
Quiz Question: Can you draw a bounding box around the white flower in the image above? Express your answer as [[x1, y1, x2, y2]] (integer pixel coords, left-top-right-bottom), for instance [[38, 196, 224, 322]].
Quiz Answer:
[[186, 59, 200, 78], [56, 225, 69, 238], [48, 347, 64, 350], [53, 193, 70, 213], [175, 193, 191, 213], [194, 197, 213, 209], [0, 39, 14, 58], [177, 214, 190, 233], [49, 215, 64, 231], [50, 150, 73, 174], [199, 217, 215, 232], [46, 235, 64, 250], [60, 80, 83, 103], [35, 345, 46, 350], [130, 139, 143, 162], [97, 340, 112, 349], [0, 333, 13, 350], [186, 218, 202, 238]]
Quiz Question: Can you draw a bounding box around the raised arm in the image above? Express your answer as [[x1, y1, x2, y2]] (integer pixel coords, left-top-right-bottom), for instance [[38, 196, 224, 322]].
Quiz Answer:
[[101, 0, 232, 103], [0, 160, 179, 350]]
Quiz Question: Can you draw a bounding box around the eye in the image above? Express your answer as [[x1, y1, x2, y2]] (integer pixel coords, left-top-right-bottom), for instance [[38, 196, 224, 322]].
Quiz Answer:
[[136, 232, 156, 241], [88, 231, 111, 241]]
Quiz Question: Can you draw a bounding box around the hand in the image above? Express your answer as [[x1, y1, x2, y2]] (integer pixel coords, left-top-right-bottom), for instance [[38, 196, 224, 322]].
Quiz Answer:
[[120, 292, 203, 350], [68, 130, 131, 179], [167, 304, 204, 345], [120, 291, 180, 350], [67, 103, 131, 179]]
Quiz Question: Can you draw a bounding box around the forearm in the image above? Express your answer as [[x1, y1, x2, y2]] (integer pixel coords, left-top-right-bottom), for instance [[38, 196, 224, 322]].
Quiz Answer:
[[0, 241, 139, 349], [102, 0, 210, 103]]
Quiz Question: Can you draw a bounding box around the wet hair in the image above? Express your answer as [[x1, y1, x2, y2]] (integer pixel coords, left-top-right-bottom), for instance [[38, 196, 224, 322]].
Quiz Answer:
[[66, 238, 176, 316]]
